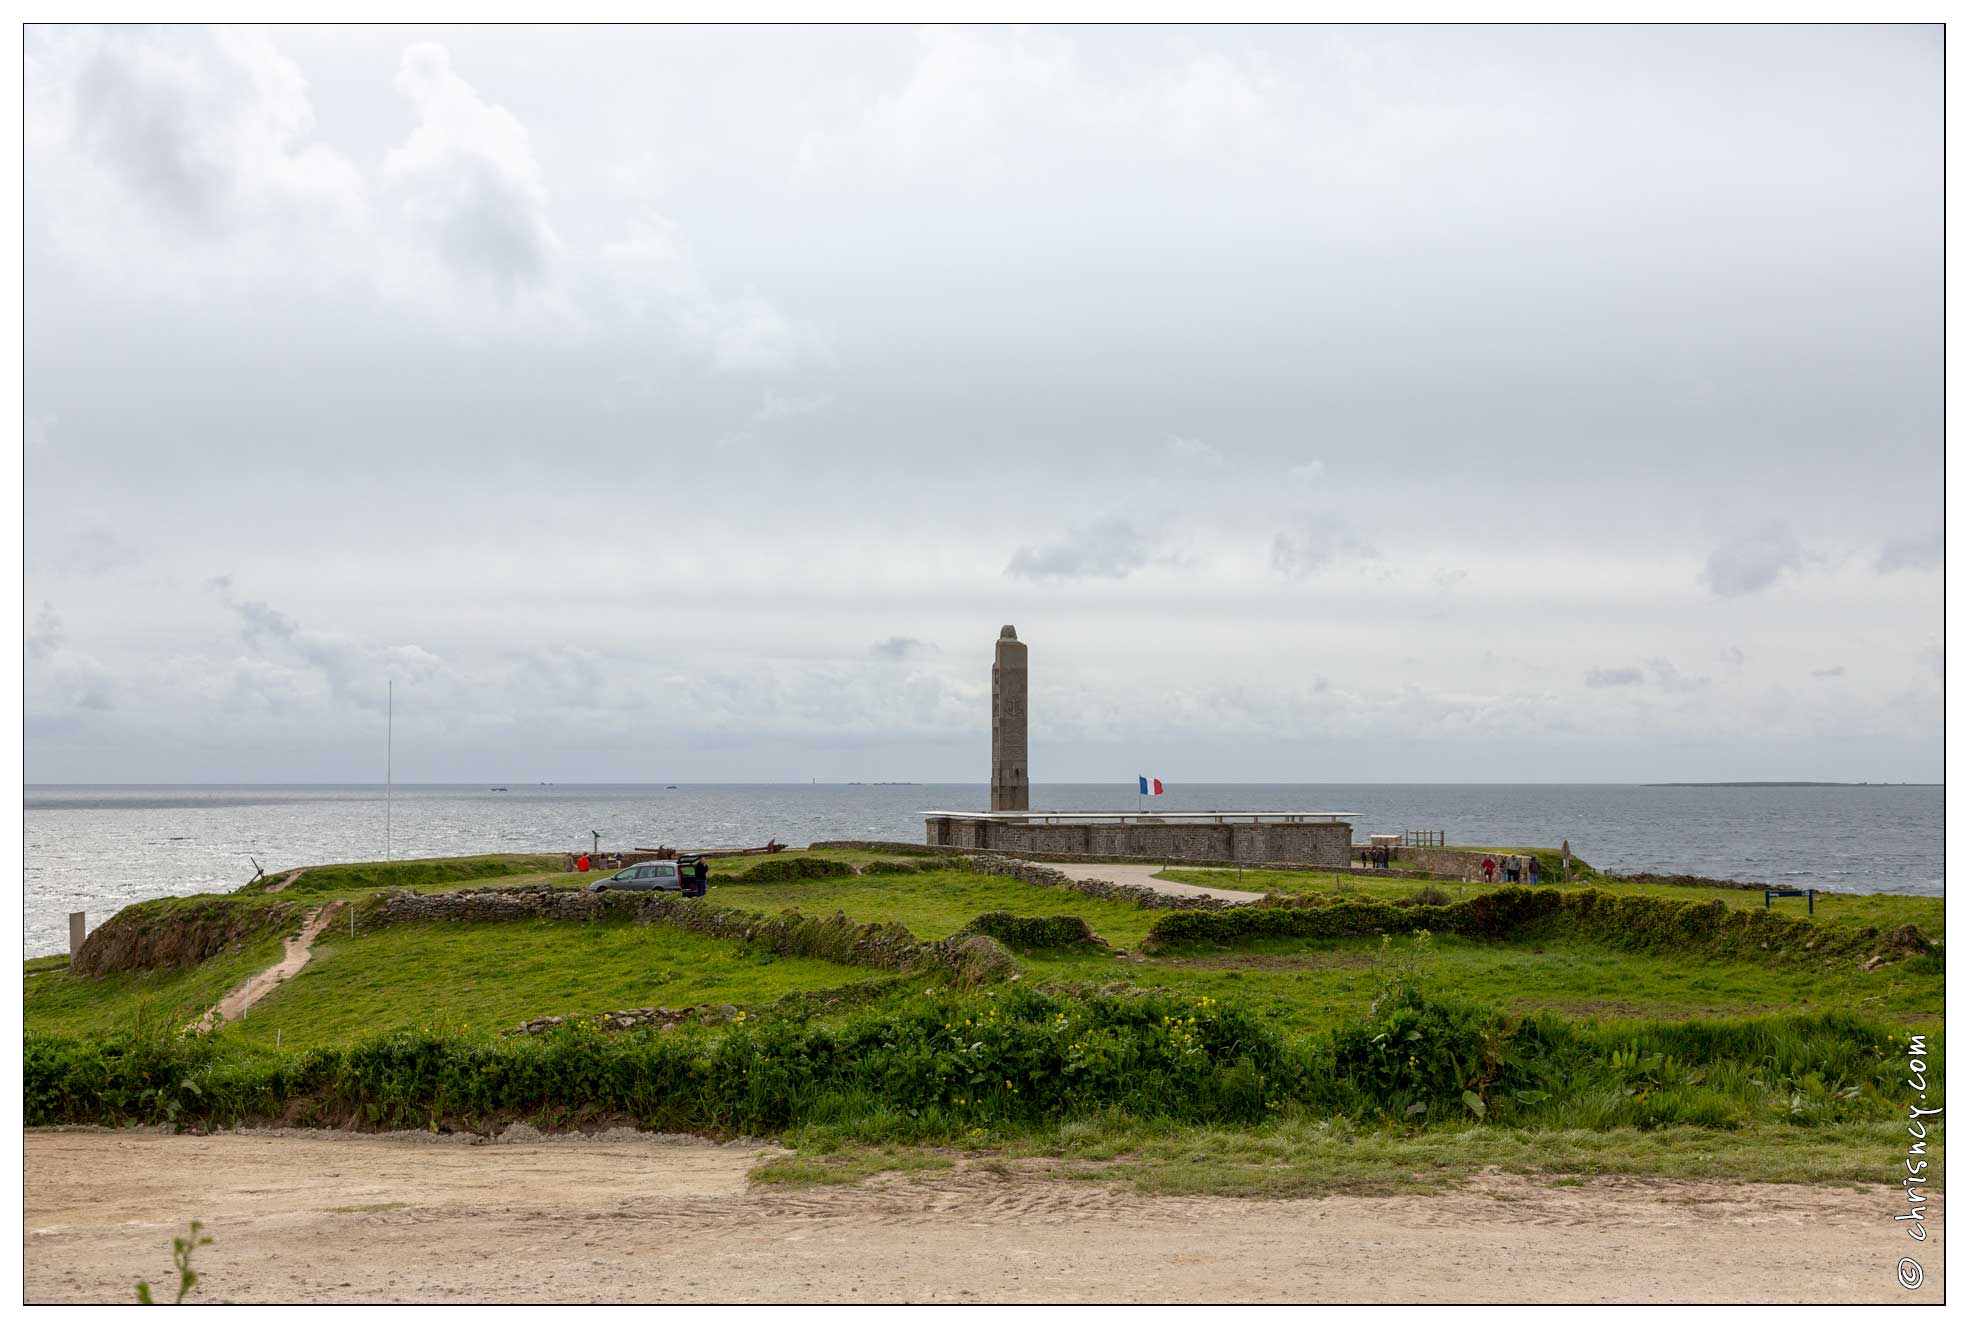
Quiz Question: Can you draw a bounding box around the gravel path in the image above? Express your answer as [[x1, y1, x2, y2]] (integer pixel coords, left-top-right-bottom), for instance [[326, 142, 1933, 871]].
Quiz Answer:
[[1050, 862, 1264, 903]]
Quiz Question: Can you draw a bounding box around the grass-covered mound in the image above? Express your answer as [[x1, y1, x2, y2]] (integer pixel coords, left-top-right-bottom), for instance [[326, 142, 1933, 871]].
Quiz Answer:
[[257, 854, 568, 894], [1142, 886, 1935, 966], [71, 896, 303, 976], [24, 985, 1916, 1140]]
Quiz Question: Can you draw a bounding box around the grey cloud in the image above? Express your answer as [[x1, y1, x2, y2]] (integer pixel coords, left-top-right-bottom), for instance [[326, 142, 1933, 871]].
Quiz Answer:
[[26, 604, 63, 662], [61, 27, 362, 230], [1585, 666, 1645, 688], [211, 582, 443, 712], [39, 518, 141, 577], [1812, 665, 1847, 678], [25, 604, 116, 713], [871, 637, 933, 660], [1701, 524, 1804, 598], [1006, 516, 1154, 581], [1876, 530, 1942, 574]]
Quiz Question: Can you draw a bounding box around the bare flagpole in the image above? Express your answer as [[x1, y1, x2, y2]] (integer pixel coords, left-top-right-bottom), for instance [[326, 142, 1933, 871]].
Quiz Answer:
[[386, 679, 394, 862]]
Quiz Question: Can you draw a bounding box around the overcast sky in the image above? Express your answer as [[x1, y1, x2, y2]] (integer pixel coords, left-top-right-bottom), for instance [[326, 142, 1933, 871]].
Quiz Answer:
[[24, 24, 1941, 784]]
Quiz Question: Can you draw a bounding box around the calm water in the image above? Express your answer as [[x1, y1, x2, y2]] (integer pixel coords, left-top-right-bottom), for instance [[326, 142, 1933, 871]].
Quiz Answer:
[[21, 782, 1943, 957]]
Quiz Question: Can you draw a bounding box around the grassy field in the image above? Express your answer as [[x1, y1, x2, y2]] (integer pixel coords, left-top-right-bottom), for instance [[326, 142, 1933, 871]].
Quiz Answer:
[[224, 919, 874, 1047], [24, 848, 1943, 1194], [707, 868, 1163, 950], [24, 931, 290, 1039]]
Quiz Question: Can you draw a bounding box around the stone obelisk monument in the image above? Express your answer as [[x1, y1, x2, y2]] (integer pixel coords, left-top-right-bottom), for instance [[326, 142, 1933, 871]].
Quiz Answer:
[[990, 625, 1029, 812]]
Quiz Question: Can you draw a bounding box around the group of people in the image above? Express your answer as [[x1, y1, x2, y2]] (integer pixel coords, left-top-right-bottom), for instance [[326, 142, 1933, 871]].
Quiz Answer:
[[1479, 854, 1538, 885], [1357, 845, 1395, 869]]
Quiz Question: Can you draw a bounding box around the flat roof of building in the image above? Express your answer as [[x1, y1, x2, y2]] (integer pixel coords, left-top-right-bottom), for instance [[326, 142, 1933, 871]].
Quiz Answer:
[[920, 809, 1356, 824]]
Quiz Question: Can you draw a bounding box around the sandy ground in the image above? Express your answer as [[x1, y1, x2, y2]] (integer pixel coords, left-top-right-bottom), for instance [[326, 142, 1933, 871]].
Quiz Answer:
[[1053, 862, 1264, 903], [24, 1129, 1942, 1304]]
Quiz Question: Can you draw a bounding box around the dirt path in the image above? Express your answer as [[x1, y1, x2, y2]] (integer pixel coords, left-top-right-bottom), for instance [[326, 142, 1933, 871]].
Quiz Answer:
[[262, 868, 307, 893], [23, 1130, 1943, 1303], [195, 903, 342, 1031], [1053, 862, 1264, 903]]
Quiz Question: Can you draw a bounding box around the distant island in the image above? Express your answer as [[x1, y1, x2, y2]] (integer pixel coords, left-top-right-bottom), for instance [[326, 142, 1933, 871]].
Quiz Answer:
[[1645, 781, 1931, 788]]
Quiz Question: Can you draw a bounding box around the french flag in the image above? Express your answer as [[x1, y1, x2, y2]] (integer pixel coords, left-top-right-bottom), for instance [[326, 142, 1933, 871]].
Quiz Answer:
[[1138, 776, 1163, 795]]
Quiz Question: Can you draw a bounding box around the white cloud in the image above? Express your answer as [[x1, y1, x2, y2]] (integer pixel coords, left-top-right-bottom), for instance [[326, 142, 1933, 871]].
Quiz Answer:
[[1269, 516, 1375, 578], [383, 43, 561, 288], [1166, 435, 1222, 465]]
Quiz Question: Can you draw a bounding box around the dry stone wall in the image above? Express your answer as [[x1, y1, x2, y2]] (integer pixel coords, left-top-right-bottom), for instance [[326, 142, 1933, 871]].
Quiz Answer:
[[363, 884, 1017, 982]]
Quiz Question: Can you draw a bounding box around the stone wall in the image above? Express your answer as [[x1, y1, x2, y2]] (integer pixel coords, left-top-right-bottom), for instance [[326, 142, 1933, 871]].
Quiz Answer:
[[363, 884, 1015, 981], [807, 840, 950, 856], [366, 886, 642, 926], [926, 817, 1351, 866]]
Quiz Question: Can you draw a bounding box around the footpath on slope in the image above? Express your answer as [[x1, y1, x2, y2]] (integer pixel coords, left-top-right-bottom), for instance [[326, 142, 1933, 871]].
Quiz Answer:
[[195, 901, 344, 1031], [1050, 861, 1264, 904], [262, 868, 308, 893], [22, 1130, 1944, 1304]]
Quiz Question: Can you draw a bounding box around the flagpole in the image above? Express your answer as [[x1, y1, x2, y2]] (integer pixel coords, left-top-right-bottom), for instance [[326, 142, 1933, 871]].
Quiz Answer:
[[386, 679, 394, 862]]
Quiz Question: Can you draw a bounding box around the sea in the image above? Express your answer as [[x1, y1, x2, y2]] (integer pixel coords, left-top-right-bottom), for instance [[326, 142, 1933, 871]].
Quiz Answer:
[[20, 782, 1944, 958]]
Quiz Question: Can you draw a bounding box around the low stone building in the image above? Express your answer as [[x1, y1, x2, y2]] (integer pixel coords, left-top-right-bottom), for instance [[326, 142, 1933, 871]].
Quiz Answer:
[[921, 810, 1353, 866]]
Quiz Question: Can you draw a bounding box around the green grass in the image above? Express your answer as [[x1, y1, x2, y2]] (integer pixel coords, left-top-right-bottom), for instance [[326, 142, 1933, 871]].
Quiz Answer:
[[23, 932, 289, 1038], [28, 858, 1942, 1053], [1160, 867, 1946, 940], [221, 917, 879, 1047], [758, 1115, 1922, 1196], [1015, 933, 1943, 1032], [707, 869, 1160, 950], [269, 854, 569, 897], [752, 1145, 955, 1187]]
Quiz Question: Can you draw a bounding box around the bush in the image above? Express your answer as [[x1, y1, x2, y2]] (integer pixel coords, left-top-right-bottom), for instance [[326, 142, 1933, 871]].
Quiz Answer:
[[24, 991, 1909, 1138], [857, 860, 923, 876], [951, 912, 1107, 953], [1404, 885, 1453, 907]]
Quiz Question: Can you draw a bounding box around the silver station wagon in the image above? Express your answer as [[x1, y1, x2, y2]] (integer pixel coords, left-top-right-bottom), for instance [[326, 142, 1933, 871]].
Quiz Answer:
[[586, 861, 683, 892]]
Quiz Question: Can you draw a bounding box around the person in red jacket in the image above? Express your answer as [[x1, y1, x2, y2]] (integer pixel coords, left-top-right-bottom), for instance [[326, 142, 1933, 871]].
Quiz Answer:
[[576, 852, 591, 872], [1481, 856, 1496, 883]]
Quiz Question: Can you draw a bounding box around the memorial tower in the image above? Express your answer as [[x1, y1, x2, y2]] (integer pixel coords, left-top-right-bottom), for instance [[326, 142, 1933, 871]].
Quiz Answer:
[[990, 625, 1029, 812]]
